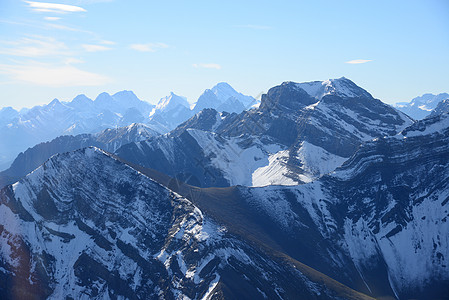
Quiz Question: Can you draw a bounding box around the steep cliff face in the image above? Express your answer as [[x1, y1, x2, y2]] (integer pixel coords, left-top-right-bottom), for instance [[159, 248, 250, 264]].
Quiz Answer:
[[0, 147, 371, 300]]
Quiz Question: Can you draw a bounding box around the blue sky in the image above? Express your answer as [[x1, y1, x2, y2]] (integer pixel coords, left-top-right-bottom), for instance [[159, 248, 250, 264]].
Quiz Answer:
[[1, 0, 448, 108]]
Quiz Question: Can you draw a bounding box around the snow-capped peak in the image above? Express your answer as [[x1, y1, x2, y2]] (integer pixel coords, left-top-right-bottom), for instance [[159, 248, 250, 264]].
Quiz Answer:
[[155, 92, 190, 112], [193, 82, 256, 113], [211, 82, 238, 102], [294, 77, 372, 100], [211, 82, 255, 107]]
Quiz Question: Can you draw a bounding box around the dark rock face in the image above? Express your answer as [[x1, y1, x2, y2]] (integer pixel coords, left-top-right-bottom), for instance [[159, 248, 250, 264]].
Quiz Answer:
[[171, 109, 233, 135], [259, 81, 317, 111], [116, 131, 231, 187], [0, 148, 372, 300]]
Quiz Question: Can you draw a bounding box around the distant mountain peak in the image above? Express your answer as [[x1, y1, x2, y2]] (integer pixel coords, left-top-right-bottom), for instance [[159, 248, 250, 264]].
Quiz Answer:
[[95, 92, 113, 102], [46, 98, 66, 111], [155, 92, 190, 111], [0, 106, 17, 113], [70, 94, 93, 106], [112, 90, 140, 100], [215, 82, 232, 87], [395, 92, 449, 120], [194, 82, 256, 113], [72, 94, 91, 101], [49, 98, 61, 106], [211, 82, 244, 102]]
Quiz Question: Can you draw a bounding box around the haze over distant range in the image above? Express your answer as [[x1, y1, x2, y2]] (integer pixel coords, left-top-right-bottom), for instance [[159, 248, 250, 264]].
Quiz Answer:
[[1, 0, 448, 108]]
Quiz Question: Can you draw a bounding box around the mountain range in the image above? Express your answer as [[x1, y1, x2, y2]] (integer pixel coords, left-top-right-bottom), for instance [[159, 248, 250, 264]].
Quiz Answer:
[[0, 78, 448, 299], [395, 92, 449, 120], [0, 83, 256, 172]]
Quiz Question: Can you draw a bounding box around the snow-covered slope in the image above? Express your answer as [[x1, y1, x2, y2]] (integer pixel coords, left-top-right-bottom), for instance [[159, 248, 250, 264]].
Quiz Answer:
[[401, 112, 449, 137], [0, 147, 371, 299], [395, 92, 449, 120], [294, 77, 372, 100]]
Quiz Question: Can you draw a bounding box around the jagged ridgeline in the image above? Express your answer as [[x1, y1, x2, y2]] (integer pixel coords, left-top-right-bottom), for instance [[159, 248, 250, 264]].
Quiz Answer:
[[117, 78, 412, 187], [1, 78, 448, 299]]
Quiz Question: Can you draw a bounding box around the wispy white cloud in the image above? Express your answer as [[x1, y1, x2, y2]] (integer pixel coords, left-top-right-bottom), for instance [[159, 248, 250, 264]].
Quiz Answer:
[[0, 62, 111, 86], [82, 44, 112, 52], [192, 63, 222, 70], [236, 24, 272, 30], [345, 59, 372, 64], [129, 43, 168, 52], [64, 57, 84, 65], [45, 23, 94, 35], [44, 16, 61, 21], [24, 1, 86, 13], [99, 40, 115, 45], [0, 36, 69, 57]]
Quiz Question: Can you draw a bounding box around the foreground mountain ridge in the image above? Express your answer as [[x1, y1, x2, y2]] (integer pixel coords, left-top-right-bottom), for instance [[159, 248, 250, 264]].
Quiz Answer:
[[1, 111, 447, 298], [0, 147, 374, 300]]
